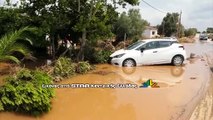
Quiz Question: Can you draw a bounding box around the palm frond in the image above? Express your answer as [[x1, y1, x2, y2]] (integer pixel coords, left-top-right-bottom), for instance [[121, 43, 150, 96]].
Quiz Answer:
[[4, 43, 30, 56], [0, 55, 20, 64], [0, 26, 37, 64]]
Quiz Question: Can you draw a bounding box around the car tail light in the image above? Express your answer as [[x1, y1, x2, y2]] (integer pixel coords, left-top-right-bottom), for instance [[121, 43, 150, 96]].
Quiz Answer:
[[179, 46, 184, 50]]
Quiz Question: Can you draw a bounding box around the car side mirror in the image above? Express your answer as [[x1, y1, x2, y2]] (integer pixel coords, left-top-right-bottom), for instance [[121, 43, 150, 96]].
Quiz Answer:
[[140, 48, 145, 53]]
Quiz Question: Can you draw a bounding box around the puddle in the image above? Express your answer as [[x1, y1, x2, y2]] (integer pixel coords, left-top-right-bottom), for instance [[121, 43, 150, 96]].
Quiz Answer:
[[0, 41, 213, 120]]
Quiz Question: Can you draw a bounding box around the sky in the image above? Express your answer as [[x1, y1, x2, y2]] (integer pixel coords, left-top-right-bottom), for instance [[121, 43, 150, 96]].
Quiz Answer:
[[117, 0, 213, 32], [0, 0, 213, 32]]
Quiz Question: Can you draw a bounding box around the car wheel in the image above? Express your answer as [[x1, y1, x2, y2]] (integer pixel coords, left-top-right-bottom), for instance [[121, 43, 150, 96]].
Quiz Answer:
[[172, 55, 184, 66], [122, 59, 136, 67]]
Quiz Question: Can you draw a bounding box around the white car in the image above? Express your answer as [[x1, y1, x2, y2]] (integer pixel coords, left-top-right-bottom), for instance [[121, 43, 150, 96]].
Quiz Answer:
[[109, 38, 187, 67]]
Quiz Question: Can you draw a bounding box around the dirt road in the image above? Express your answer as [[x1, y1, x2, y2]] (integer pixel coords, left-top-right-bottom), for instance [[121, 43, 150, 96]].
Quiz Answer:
[[0, 38, 212, 120]]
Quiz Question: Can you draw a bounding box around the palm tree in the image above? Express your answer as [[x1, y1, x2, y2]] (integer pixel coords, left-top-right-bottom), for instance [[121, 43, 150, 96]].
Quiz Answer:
[[0, 27, 36, 64]]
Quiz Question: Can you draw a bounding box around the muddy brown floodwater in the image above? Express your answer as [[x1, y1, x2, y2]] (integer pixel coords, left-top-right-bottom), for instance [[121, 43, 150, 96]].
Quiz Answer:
[[0, 39, 213, 120]]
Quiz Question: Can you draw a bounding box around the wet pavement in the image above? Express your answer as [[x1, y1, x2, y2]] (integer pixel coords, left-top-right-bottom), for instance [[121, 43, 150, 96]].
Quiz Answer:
[[0, 39, 213, 120]]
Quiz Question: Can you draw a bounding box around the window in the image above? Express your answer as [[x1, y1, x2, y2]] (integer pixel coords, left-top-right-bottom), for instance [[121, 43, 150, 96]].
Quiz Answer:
[[136, 40, 176, 50], [137, 41, 159, 50], [152, 31, 155, 35], [158, 41, 171, 48], [126, 41, 145, 50], [171, 41, 178, 44]]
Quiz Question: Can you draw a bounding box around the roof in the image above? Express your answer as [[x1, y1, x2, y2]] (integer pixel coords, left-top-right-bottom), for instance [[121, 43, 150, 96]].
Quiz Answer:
[[145, 26, 158, 30], [139, 38, 177, 42]]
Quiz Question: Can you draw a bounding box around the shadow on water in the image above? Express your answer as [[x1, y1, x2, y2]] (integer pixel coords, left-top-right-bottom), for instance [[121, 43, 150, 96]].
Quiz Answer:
[[92, 64, 185, 87]]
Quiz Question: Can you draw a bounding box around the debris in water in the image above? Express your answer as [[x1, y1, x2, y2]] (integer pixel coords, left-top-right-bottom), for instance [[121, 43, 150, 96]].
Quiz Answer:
[[92, 71, 114, 76], [190, 53, 196, 58], [101, 67, 108, 69], [54, 76, 63, 82], [201, 59, 205, 61], [190, 77, 197, 80], [210, 67, 213, 73]]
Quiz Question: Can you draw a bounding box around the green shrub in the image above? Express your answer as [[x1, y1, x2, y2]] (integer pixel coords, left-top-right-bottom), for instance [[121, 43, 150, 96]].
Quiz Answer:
[[75, 61, 92, 74], [0, 100, 3, 111], [94, 50, 112, 63], [0, 69, 54, 116], [53, 57, 75, 78], [84, 44, 96, 63]]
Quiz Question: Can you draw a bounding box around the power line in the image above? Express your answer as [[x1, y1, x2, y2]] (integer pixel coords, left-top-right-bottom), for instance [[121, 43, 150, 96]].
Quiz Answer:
[[141, 0, 167, 14]]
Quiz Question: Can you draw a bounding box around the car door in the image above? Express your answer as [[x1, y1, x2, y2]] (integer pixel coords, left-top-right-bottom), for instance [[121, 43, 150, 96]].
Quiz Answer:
[[136, 41, 159, 65], [150, 41, 172, 64]]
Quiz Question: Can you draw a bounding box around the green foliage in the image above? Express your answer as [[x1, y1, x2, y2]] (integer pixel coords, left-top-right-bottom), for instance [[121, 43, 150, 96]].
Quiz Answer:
[[0, 69, 54, 116], [207, 27, 213, 33], [53, 57, 75, 78], [94, 50, 112, 63], [0, 27, 36, 64], [0, 100, 4, 111], [123, 0, 139, 5], [75, 61, 92, 74], [158, 13, 182, 37], [0, 7, 23, 37], [82, 42, 112, 64], [83, 44, 97, 63], [114, 9, 148, 41], [1, 0, 141, 60], [184, 28, 197, 37], [128, 9, 148, 38], [114, 12, 130, 41]]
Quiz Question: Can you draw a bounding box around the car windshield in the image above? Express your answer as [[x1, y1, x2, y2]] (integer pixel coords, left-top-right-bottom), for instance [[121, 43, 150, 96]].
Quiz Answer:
[[125, 41, 144, 50]]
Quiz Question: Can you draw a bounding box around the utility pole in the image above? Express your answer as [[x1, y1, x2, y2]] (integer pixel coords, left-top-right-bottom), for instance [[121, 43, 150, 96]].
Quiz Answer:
[[124, 33, 126, 47], [178, 10, 182, 38]]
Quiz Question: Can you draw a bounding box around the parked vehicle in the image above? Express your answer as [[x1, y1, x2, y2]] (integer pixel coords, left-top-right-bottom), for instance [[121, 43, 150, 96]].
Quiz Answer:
[[199, 34, 208, 40], [109, 38, 187, 67]]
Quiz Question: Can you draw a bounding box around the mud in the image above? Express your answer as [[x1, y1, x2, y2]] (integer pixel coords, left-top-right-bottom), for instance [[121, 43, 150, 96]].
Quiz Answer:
[[0, 63, 11, 85], [0, 39, 213, 120], [189, 74, 213, 120]]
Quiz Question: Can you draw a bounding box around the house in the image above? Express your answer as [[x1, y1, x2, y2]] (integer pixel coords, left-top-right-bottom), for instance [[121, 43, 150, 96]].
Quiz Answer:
[[142, 26, 159, 38]]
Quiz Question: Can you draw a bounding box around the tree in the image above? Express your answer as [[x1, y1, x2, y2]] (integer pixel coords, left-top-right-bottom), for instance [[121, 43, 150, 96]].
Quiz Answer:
[[207, 27, 213, 33], [19, 0, 72, 59], [184, 28, 197, 37], [158, 13, 182, 37], [113, 12, 130, 42], [128, 9, 148, 39], [113, 9, 148, 43], [18, 0, 139, 61], [4, 0, 140, 61], [72, 0, 140, 61], [0, 27, 36, 64], [0, 7, 25, 38]]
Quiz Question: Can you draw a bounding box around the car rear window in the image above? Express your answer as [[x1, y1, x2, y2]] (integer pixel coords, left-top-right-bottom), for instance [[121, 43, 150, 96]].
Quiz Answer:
[[171, 41, 178, 44], [159, 41, 172, 47]]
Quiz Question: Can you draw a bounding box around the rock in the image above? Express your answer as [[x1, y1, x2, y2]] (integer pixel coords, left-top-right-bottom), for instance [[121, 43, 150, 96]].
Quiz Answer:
[[190, 53, 196, 58], [210, 67, 213, 73], [201, 59, 205, 61], [190, 77, 197, 80]]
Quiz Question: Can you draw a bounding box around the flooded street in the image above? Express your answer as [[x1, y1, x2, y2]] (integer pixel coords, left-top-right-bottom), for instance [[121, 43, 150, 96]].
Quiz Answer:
[[0, 39, 213, 120]]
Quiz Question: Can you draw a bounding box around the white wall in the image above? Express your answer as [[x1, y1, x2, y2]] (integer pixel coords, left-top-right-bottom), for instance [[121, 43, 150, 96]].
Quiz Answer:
[[142, 29, 158, 38]]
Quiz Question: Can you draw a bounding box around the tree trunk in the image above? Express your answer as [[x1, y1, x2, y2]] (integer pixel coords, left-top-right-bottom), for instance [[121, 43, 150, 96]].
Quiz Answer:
[[51, 35, 56, 60], [78, 0, 80, 12], [77, 29, 87, 61]]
